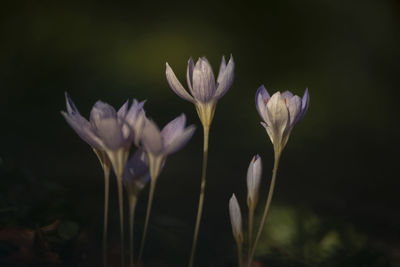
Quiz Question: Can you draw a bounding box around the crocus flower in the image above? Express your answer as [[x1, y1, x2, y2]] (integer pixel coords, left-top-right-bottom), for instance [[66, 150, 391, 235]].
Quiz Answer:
[[246, 155, 262, 211], [123, 149, 150, 198], [137, 114, 195, 264], [229, 194, 243, 244], [255, 86, 309, 154], [140, 114, 196, 180], [62, 93, 146, 267], [61, 93, 113, 267], [62, 93, 146, 177], [166, 55, 234, 128]]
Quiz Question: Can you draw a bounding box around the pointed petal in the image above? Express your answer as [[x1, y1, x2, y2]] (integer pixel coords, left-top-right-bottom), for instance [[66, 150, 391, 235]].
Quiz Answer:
[[266, 92, 289, 145], [117, 100, 129, 118], [287, 95, 302, 127], [255, 85, 270, 124], [229, 194, 243, 242], [61, 111, 104, 149], [247, 155, 262, 208], [95, 117, 125, 150], [124, 99, 146, 145], [186, 57, 195, 93], [214, 55, 234, 100], [141, 119, 163, 155], [161, 114, 186, 146], [65, 92, 79, 115], [192, 57, 216, 102], [217, 55, 227, 80], [166, 62, 194, 103], [299, 88, 310, 121], [164, 125, 196, 155]]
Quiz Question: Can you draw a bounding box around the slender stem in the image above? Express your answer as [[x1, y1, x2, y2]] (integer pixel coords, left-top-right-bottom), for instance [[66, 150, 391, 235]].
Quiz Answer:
[[237, 240, 243, 267], [188, 125, 210, 267], [103, 166, 110, 267], [129, 196, 138, 267], [248, 206, 255, 258], [116, 175, 125, 267], [247, 151, 281, 267], [137, 179, 157, 266]]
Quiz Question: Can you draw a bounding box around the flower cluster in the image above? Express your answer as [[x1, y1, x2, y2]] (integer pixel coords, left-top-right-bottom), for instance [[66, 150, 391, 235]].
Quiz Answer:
[[229, 87, 309, 267], [62, 92, 195, 267], [62, 54, 309, 267]]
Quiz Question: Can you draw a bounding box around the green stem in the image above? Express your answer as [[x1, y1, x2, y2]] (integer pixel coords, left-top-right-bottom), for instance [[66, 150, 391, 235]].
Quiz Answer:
[[188, 125, 210, 267], [137, 179, 156, 266], [248, 206, 255, 258], [103, 166, 110, 267], [116, 175, 125, 267], [237, 239, 243, 267], [247, 151, 281, 267], [129, 196, 138, 267]]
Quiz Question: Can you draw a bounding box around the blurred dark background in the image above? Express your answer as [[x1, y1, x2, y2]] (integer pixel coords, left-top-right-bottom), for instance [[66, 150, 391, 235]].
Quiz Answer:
[[1, 0, 399, 266]]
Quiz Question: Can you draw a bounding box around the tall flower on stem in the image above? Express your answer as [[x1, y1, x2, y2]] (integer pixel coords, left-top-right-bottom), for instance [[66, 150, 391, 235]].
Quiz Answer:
[[137, 114, 195, 265], [247, 86, 309, 267], [166, 55, 234, 266], [123, 149, 150, 267], [246, 155, 262, 255], [62, 93, 146, 267], [229, 194, 244, 267], [61, 93, 111, 267]]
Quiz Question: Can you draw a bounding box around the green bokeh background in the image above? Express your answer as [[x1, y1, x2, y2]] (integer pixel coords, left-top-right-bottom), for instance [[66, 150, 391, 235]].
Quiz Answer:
[[0, 0, 399, 266]]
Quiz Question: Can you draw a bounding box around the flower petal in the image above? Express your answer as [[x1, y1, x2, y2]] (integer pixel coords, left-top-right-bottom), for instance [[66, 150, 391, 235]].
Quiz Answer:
[[299, 88, 310, 121], [247, 154, 262, 208], [281, 90, 294, 101], [65, 92, 79, 115], [90, 101, 117, 129], [192, 57, 216, 102], [286, 95, 302, 127], [161, 114, 186, 146], [117, 100, 129, 119], [186, 57, 195, 93], [141, 119, 163, 155], [166, 62, 194, 103], [123, 149, 150, 194], [61, 111, 104, 149], [164, 124, 196, 155], [124, 99, 146, 146], [95, 117, 125, 150], [214, 55, 234, 100], [217, 55, 227, 81], [266, 92, 289, 145], [255, 85, 270, 124], [229, 194, 243, 242]]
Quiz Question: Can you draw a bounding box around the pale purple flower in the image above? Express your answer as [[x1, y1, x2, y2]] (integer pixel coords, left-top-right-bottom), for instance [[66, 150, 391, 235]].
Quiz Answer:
[[61, 93, 146, 177], [255, 86, 309, 153], [166, 55, 234, 127], [140, 114, 196, 179], [229, 194, 243, 243], [246, 155, 262, 210], [123, 149, 150, 197]]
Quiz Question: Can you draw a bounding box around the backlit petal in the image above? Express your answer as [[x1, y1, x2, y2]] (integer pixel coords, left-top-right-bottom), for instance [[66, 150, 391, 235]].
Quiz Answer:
[[166, 62, 194, 103], [229, 194, 243, 242], [141, 119, 163, 155], [214, 55, 234, 100], [192, 57, 216, 102]]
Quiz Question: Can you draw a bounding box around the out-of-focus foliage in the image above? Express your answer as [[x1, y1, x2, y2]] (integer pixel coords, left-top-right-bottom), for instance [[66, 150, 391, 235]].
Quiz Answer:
[[254, 205, 388, 266]]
